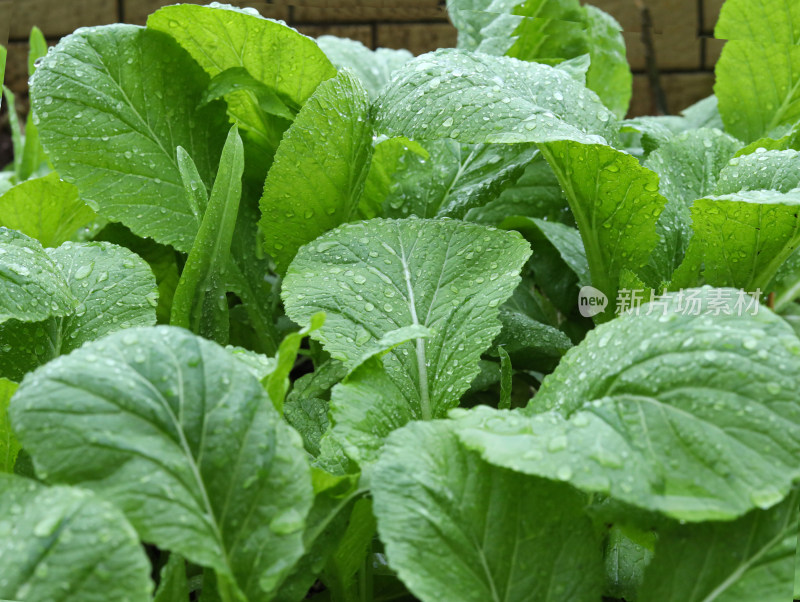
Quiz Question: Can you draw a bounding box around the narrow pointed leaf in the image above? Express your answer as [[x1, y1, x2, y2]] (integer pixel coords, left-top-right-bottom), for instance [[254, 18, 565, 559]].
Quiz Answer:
[[171, 126, 244, 344], [0, 378, 19, 473]]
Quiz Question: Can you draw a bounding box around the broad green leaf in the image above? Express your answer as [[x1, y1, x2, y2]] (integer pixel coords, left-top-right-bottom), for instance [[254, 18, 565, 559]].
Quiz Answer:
[[0, 173, 96, 248], [453, 287, 800, 521], [154, 554, 190, 602], [0, 228, 76, 324], [363, 138, 538, 219], [148, 4, 335, 109], [372, 420, 604, 602], [375, 49, 616, 145], [171, 126, 244, 344], [604, 525, 654, 600], [0, 378, 19, 473], [266, 312, 325, 414], [148, 4, 335, 153], [95, 222, 180, 324], [642, 129, 741, 281], [201, 67, 294, 122], [10, 326, 314, 601], [714, 0, 800, 141], [640, 490, 798, 601], [538, 140, 667, 318], [29, 25, 229, 252], [673, 190, 800, 292], [715, 0, 800, 45], [716, 149, 800, 193], [283, 218, 531, 423], [0, 474, 152, 602], [317, 36, 413, 100], [259, 71, 372, 274], [447, 0, 496, 49], [0, 241, 158, 381]]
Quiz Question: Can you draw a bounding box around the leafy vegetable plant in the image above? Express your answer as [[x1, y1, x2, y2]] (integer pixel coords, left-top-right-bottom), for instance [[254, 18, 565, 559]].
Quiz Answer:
[[1, 0, 800, 600]]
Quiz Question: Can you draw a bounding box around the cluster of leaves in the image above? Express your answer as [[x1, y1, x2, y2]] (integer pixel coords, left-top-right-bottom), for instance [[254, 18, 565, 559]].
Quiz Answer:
[[1, 0, 800, 600]]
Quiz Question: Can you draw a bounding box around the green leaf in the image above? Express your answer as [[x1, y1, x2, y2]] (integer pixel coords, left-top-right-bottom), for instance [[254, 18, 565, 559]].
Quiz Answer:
[[674, 190, 800, 292], [29, 25, 229, 252], [582, 5, 632, 118], [148, 4, 335, 109], [642, 129, 741, 281], [466, 154, 568, 224], [283, 218, 531, 423], [497, 346, 512, 409], [716, 149, 800, 193], [714, 2, 800, 143], [715, 0, 800, 45], [148, 4, 335, 153], [95, 222, 180, 324], [375, 49, 616, 145], [267, 312, 326, 414], [2, 85, 24, 178], [154, 554, 190, 602], [494, 306, 573, 362], [10, 326, 314, 602], [170, 126, 244, 344], [0, 47, 6, 110], [259, 70, 373, 274], [0, 173, 96, 248], [359, 136, 428, 218], [320, 497, 376, 602], [201, 67, 295, 122], [0, 378, 19, 473], [538, 140, 667, 318], [317, 36, 413, 100], [0, 241, 158, 381], [28, 27, 48, 77], [604, 525, 654, 600], [453, 287, 800, 521], [372, 420, 604, 602], [0, 227, 76, 324], [0, 474, 153, 602], [639, 490, 798, 601], [363, 138, 538, 219], [274, 470, 363, 602]]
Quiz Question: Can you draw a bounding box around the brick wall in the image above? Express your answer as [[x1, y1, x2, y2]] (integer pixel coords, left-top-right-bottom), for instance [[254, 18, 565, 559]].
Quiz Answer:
[[2, 0, 724, 119]]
